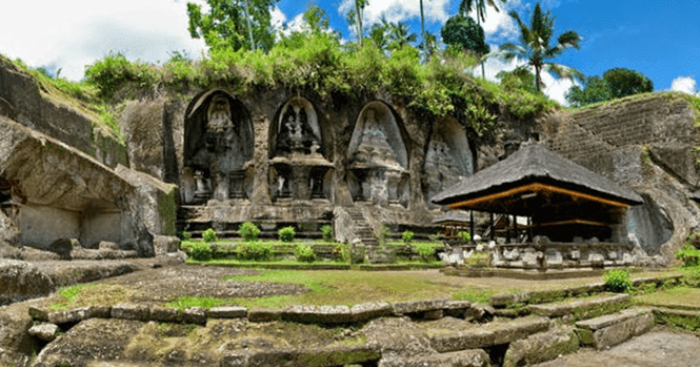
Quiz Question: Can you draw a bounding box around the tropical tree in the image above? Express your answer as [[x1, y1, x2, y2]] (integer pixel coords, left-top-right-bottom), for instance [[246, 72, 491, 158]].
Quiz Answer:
[[499, 2, 582, 93], [418, 31, 439, 58], [603, 67, 654, 98], [441, 14, 489, 56], [369, 15, 391, 52], [187, 0, 280, 52], [459, 0, 506, 78], [497, 66, 537, 93], [566, 76, 611, 107], [420, 0, 427, 55], [388, 21, 418, 50], [347, 0, 369, 47]]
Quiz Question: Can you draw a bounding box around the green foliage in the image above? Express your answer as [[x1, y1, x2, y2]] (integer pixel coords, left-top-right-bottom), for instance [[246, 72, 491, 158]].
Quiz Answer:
[[294, 244, 317, 263], [457, 231, 472, 242], [676, 244, 700, 267], [402, 231, 415, 244], [603, 67, 654, 99], [467, 252, 490, 267], [186, 0, 279, 52], [415, 243, 436, 262], [441, 14, 489, 55], [238, 222, 261, 241], [188, 241, 213, 261], [278, 226, 296, 242], [235, 242, 272, 261], [84, 51, 157, 99], [332, 243, 351, 263], [641, 145, 652, 167], [498, 66, 537, 94], [566, 76, 612, 107], [166, 295, 227, 310], [429, 231, 442, 242], [320, 225, 334, 242], [687, 232, 700, 247], [603, 269, 632, 293], [202, 228, 217, 243], [181, 231, 192, 240], [373, 224, 392, 247]]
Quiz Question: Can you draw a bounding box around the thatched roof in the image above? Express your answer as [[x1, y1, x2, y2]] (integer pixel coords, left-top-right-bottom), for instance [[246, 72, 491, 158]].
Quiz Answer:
[[432, 144, 643, 210], [432, 211, 471, 225]]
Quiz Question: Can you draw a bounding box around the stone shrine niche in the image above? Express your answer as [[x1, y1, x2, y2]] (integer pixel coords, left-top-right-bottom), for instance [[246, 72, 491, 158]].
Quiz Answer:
[[424, 117, 474, 203], [269, 97, 332, 202], [347, 102, 409, 207], [182, 91, 254, 205]]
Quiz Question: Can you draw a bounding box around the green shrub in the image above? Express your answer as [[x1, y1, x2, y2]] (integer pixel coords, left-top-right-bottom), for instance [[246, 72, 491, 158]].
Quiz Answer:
[[332, 243, 350, 263], [429, 232, 441, 242], [604, 269, 632, 293], [320, 225, 333, 242], [188, 241, 213, 261], [235, 242, 272, 261], [373, 224, 391, 246], [457, 231, 471, 242], [415, 243, 436, 263], [402, 231, 415, 244], [294, 244, 316, 263], [676, 244, 700, 267], [278, 226, 296, 243], [181, 231, 192, 240], [238, 222, 261, 241], [687, 232, 700, 248], [202, 228, 217, 243]]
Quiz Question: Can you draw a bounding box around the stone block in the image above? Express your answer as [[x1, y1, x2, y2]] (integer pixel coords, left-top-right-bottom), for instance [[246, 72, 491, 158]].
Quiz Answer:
[[393, 298, 447, 316], [350, 302, 393, 323], [182, 307, 206, 325], [576, 308, 654, 350], [444, 300, 471, 318], [150, 306, 181, 323], [247, 308, 283, 322], [297, 344, 381, 366], [28, 306, 49, 321], [222, 349, 296, 367], [431, 317, 550, 353], [0, 260, 55, 305], [207, 306, 247, 319], [282, 305, 352, 324], [529, 293, 629, 318], [379, 349, 490, 367], [28, 323, 59, 342], [98, 241, 120, 250], [154, 235, 180, 256], [503, 325, 579, 367], [111, 303, 150, 321], [47, 307, 93, 325]]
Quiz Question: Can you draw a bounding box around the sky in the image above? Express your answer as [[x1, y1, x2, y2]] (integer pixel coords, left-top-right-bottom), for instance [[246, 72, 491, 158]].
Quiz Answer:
[[0, 0, 698, 105]]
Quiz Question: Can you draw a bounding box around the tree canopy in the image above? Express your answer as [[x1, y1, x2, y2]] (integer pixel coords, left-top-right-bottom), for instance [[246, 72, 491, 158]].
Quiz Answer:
[[441, 14, 489, 56], [566, 68, 653, 107], [187, 0, 279, 52]]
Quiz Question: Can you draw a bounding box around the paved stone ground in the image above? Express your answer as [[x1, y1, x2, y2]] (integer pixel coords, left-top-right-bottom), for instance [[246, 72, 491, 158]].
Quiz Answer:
[[534, 327, 700, 367]]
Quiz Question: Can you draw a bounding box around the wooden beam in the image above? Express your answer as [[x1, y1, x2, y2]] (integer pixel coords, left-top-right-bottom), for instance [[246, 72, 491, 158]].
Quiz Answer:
[[446, 182, 630, 211], [538, 219, 609, 227]]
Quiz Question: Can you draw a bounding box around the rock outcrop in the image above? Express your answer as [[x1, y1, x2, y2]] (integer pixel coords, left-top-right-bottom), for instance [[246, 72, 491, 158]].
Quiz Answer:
[[0, 260, 54, 306]]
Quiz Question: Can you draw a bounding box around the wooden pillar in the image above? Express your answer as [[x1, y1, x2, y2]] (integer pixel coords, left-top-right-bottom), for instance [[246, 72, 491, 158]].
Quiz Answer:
[[505, 214, 511, 244], [470, 210, 475, 243], [513, 215, 518, 242], [490, 212, 495, 241]]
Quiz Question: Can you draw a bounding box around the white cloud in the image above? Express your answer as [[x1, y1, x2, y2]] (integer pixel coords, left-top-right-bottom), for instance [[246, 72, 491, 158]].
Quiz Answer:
[[270, 6, 288, 30], [0, 0, 208, 81], [670, 76, 699, 95], [465, 0, 524, 42], [339, 0, 451, 28]]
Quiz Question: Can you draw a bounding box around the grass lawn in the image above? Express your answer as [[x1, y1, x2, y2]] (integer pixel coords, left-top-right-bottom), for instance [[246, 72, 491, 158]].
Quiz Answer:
[[223, 269, 501, 309], [635, 286, 700, 310]]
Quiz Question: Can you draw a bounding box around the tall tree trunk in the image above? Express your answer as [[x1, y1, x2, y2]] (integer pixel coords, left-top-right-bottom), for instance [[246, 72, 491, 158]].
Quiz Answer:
[[356, 0, 363, 47], [535, 66, 542, 92], [476, 15, 485, 80], [420, 0, 427, 55], [243, 0, 255, 51]]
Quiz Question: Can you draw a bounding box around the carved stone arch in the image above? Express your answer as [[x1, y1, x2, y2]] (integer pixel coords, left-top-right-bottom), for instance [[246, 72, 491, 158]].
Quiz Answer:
[[181, 89, 254, 204], [347, 101, 408, 169], [270, 97, 324, 158], [424, 116, 475, 203]]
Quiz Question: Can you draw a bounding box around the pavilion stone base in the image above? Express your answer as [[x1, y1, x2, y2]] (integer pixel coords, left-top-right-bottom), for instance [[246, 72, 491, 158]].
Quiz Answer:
[[490, 242, 637, 270]]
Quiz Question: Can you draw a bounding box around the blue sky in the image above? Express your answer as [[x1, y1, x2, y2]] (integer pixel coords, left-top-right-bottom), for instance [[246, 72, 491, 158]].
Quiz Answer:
[[0, 0, 698, 104]]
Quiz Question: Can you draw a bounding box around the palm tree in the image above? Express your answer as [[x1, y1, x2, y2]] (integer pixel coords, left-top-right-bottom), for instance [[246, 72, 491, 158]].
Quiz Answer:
[[459, 0, 506, 78], [388, 21, 418, 50], [499, 2, 582, 92], [347, 0, 369, 47], [369, 15, 391, 52], [420, 0, 426, 54]]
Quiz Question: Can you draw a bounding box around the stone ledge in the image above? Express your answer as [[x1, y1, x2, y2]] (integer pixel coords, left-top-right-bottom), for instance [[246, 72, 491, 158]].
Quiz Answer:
[[430, 316, 550, 353], [282, 305, 353, 324], [529, 293, 629, 318], [576, 309, 654, 350], [576, 308, 651, 330], [378, 349, 490, 367], [393, 299, 447, 316], [221, 344, 381, 367]]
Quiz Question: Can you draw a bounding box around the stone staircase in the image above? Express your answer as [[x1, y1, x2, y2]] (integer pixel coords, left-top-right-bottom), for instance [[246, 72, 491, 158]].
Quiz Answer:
[[346, 207, 379, 247]]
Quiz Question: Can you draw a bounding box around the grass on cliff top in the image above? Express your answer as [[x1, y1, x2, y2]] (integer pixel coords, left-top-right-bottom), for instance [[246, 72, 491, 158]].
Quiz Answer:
[[223, 269, 499, 309]]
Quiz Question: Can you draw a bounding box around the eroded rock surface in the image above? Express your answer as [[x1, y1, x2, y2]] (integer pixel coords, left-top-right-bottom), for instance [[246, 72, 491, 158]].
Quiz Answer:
[[0, 259, 54, 305]]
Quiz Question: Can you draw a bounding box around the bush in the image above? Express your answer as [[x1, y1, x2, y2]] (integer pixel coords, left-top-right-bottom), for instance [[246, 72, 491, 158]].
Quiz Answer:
[[415, 243, 436, 263], [320, 225, 333, 242], [373, 224, 391, 246], [429, 232, 441, 242], [402, 231, 415, 244], [188, 241, 212, 261], [181, 231, 192, 241], [294, 244, 317, 263], [238, 222, 261, 241], [687, 232, 700, 248], [235, 242, 272, 261], [604, 269, 632, 293], [676, 244, 700, 267], [278, 226, 296, 243], [332, 243, 350, 263], [467, 251, 490, 267], [202, 228, 217, 243], [457, 231, 471, 243]]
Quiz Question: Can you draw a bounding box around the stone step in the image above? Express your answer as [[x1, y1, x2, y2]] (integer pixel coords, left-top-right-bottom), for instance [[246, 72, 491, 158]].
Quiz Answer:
[[221, 344, 380, 367], [428, 316, 550, 353], [575, 308, 654, 350], [378, 349, 490, 367], [528, 293, 630, 319]]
